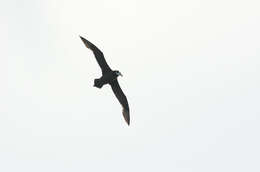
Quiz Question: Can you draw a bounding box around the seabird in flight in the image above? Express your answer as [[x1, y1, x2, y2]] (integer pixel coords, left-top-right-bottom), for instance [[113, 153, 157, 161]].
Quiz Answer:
[[79, 36, 130, 125]]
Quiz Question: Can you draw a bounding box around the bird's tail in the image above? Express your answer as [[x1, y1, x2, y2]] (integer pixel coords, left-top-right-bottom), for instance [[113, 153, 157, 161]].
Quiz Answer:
[[94, 79, 103, 88]]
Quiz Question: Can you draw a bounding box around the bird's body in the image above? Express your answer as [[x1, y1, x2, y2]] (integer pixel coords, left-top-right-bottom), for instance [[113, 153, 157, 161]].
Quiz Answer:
[[94, 71, 119, 88], [80, 36, 130, 125]]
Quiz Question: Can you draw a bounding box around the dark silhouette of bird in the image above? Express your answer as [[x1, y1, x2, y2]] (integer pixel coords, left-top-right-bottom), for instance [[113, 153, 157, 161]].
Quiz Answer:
[[79, 36, 130, 125]]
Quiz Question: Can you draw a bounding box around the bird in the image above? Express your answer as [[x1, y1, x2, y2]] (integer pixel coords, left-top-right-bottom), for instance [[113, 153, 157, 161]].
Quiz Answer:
[[79, 36, 130, 125]]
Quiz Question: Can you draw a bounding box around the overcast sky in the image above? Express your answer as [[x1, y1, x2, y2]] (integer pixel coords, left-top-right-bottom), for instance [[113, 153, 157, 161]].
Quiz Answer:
[[0, 0, 260, 171]]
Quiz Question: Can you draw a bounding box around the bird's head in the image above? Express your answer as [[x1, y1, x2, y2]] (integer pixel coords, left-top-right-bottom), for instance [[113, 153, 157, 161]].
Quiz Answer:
[[115, 70, 123, 77]]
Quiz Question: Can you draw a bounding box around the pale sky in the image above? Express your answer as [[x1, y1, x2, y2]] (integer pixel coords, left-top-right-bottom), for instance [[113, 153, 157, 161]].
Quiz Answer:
[[0, 0, 260, 171]]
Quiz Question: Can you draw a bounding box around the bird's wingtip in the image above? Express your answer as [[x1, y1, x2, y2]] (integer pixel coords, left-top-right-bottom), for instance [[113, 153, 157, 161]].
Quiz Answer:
[[123, 109, 130, 126], [79, 36, 90, 48], [126, 119, 130, 126], [79, 35, 84, 40]]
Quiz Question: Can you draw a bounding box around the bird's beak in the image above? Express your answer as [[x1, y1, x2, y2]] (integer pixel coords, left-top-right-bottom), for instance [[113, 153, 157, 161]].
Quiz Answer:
[[119, 72, 123, 77], [79, 35, 90, 48]]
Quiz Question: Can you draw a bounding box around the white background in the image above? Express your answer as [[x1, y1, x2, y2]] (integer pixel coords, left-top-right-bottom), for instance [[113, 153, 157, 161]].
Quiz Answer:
[[0, 0, 259, 171]]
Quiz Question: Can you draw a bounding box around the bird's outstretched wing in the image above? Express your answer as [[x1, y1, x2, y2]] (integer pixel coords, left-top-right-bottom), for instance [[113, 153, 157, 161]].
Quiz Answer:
[[80, 36, 112, 74], [110, 80, 130, 125]]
